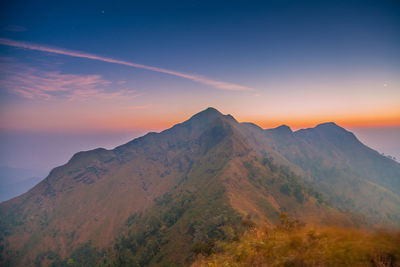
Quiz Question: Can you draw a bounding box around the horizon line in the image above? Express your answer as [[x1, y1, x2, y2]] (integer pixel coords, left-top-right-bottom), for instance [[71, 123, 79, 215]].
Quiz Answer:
[[1, 118, 399, 134]]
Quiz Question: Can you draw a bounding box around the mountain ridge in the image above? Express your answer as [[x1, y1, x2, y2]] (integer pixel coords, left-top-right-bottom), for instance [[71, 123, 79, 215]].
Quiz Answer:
[[1, 107, 399, 266]]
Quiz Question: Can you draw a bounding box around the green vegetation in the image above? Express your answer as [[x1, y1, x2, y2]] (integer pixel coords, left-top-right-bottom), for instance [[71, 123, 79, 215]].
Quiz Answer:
[[245, 157, 327, 205], [103, 186, 246, 266], [31, 242, 102, 267], [31, 187, 248, 266]]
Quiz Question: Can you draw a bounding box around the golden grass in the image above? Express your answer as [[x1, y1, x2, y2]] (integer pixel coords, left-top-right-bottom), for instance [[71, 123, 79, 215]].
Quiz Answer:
[[193, 223, 400, 267]]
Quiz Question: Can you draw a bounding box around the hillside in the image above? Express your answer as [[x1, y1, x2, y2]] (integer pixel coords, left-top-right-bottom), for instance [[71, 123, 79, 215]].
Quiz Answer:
[[1, 107, 399, 266]]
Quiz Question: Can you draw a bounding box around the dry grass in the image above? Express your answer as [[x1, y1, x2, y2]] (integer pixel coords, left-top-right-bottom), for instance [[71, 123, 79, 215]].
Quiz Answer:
[[193, 220, 400, 267]]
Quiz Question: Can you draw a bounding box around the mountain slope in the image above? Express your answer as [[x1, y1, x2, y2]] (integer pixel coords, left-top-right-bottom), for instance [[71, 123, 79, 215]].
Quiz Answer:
[[263, 122, 400, 223], [1, 108, 399, 266]]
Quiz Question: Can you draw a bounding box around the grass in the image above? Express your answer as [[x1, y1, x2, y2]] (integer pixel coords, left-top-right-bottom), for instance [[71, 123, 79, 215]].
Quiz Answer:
[[193, 214, 400, 267]]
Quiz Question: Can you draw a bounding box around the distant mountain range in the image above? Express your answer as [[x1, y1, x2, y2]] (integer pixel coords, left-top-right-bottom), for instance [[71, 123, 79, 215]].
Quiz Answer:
[[1, 107, 399, 266], [0, 166, 45, 203]]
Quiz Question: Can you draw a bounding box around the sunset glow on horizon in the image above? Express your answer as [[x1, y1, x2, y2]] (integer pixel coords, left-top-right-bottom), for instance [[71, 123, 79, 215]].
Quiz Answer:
[[0, 44, 398, 133]]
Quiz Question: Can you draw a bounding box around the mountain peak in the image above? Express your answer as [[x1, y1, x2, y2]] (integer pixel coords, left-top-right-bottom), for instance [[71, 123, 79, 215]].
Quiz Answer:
[[265, 124, 293, 136], [314, 122, 350, 135], [316, 122, 340, 128], [190, 107, 222, 119], [186, 107, 237, 126], [204, 107, 221, 114], [275, 124, 293, 134], [308, 121, 361, 148]]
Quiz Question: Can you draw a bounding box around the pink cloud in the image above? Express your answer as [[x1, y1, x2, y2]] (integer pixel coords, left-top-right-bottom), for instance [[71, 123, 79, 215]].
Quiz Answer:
[[0, 61, 137, 100], [0, 38, 252, 91]]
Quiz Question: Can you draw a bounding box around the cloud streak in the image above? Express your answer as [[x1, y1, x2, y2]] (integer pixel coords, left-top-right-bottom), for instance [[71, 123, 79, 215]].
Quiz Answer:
[[0, 38, 252, 91]]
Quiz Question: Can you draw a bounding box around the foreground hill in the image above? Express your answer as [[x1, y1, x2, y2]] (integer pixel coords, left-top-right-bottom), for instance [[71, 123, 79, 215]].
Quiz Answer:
[[1, 108, 399, 266]]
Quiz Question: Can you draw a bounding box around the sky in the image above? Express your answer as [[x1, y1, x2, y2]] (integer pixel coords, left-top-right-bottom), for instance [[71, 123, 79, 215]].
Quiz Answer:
[[0, 0, 399, 173]]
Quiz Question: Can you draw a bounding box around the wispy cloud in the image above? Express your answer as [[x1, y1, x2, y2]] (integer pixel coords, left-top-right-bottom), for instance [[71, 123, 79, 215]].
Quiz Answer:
[[0, 60, 137, 100], [0, 38, 252, 91]]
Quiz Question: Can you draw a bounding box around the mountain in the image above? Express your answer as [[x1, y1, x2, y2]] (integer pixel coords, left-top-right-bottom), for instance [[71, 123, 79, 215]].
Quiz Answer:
[[265, 122, 400, 223], [1, 107, 399, 266]]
